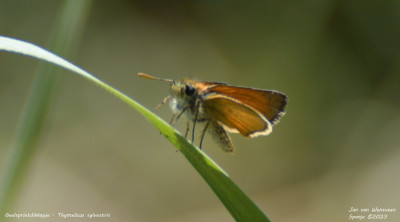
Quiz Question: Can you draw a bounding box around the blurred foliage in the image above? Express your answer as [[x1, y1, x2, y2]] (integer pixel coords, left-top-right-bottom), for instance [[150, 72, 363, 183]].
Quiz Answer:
[[1, 0, 399, 221]]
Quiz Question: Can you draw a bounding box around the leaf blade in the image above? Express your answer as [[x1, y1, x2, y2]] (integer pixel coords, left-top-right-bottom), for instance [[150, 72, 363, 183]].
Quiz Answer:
[[0, 36, 270, 222]]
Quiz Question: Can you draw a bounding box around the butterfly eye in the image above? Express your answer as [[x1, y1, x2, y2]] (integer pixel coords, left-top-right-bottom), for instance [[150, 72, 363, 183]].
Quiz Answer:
[[185, 85, 195, 96]]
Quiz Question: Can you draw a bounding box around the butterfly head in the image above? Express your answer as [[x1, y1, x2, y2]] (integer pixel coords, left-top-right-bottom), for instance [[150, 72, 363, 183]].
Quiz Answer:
[[169, 79, 198, 114]]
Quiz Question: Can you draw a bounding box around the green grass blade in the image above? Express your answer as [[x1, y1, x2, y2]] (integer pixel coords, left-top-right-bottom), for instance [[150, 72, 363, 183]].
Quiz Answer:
[[0, 36, 270, 222], [0, 0, 92, 218]]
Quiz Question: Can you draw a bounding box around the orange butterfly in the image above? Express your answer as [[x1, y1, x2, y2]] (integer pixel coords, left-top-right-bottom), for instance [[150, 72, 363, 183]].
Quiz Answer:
[[139, 73, 287, 152]]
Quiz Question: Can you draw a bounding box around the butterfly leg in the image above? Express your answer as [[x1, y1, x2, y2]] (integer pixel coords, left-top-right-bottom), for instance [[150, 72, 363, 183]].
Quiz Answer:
[[169, 114, 177, 125], [154, 95, 170, 111], [184, 121, 190, 138], [171, 106, 187, 126], [199, 121, 210, 149], [191, 103, 199, 143]]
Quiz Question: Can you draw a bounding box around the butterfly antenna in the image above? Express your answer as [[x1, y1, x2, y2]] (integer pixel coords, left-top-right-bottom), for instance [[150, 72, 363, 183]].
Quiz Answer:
[[138, 73, 173, 83]]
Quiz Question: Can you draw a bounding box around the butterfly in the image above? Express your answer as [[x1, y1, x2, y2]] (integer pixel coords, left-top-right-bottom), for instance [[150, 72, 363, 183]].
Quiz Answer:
[[139, 73, 287, 152]]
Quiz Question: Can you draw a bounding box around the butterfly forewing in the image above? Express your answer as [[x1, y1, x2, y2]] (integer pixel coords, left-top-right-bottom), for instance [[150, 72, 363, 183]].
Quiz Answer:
[[203, 95, 271, 137], [207, 85, 287, 124]]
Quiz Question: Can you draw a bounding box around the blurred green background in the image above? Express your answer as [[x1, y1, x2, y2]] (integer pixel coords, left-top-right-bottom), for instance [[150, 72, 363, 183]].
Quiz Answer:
[[1, 1, 399, 221]]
